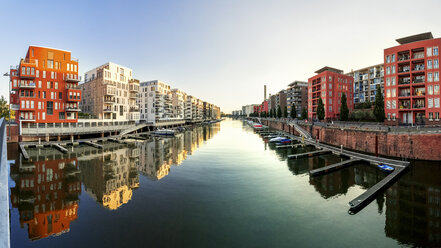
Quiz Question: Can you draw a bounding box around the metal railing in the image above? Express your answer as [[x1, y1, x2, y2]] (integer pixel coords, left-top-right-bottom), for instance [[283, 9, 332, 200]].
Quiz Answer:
[[0, 118, 10, 248]]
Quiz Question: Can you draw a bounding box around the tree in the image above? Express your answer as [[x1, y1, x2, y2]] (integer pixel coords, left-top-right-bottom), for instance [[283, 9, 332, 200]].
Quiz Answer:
[[340, 93, 349, 121], [269, 109, 273, 118], [301, 107, 308, 120], [283, 106, 288, 118], [277, 106, 282, 118], [290, 104, 297, 119], [0, 96, 9, 119], [317, 98, 325, 121], [373, 84, 385, 122]]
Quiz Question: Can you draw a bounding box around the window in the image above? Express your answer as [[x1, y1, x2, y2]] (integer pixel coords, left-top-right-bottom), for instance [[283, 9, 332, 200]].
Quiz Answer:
[[392, 66, 395, 74], [435, 72, 439, 82], [329, 99, 332, 104], [329, 106, 332, 112], [36, 70, 39, 77], [386, 55, 390, 63], [392, 89, 396, 97], [38, 102, 41, 109], [435, 59, 439, 69], [435, 98, 440, 108], [429, 112, 433, 120], [427, 47, 433, 57], [329, 83, 332, 89], [387, 113, 391, 120], [43, 92, 46, 99], [55, 82, 58, 89], [392, 100, 396, 109], [428, 98, 433, 108], [436, 112, 440, 120], [434, 47, 439, 56], [435, 85, 440, 95], [428, 60, 433, 69], [428, 85, 433, 95], [392, 54, 395, 62], [392, 77, 396, 85], [59, 92, 62, 99], [329, 76, 332, 82], [47, 101, 53, 115], [59, 112, 65, 120], [386, 67, 390, 75], [387, 100, 391, 109], [47, 60, 53, 69], [42, 112, 45, 120], [392, 113, 396, 121], [386, 89, 391, 98], [21, 66, 25, 75], [386, 78, 390, 86], [51, 71, 54, 79], [55, 102, 58, 110], [428, 73, 433, 82], [42, 71, 46, 78]]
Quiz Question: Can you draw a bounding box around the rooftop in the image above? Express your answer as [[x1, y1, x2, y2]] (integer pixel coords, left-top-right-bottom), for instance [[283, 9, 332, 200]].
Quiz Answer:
[[314, 66, 343, 74], [288, 80, 308, 87], [395, 32, 433, 45]]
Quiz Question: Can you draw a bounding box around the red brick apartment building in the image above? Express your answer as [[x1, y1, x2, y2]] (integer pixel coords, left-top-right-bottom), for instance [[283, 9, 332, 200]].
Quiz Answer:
[[9, 46, 81, 124], [308, 67, 354, 120], [384, 32, 440, 125]]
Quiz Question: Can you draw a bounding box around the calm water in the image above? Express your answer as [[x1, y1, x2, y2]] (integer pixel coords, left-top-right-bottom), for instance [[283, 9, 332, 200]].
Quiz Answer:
[[7, 119, 441, 248]]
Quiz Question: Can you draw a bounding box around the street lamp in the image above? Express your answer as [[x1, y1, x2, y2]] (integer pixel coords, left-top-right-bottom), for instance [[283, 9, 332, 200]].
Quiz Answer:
[[3, 72, 11, 141]]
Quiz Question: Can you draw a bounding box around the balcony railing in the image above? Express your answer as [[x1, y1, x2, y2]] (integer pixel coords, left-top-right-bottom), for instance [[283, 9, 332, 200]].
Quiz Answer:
[[20, 58, 36, 66], [66, 107, 81, 112], [65, 75, 81, 82], [413, 104, 425, 109], [413, 78, 425, 84], [398, 92, 411, 97], [413, 65, 425, 71], [398, 55, 410, 61], [413, 53, 425, 59], [66, 84, 81, 89], [19, 82, 36, 88]]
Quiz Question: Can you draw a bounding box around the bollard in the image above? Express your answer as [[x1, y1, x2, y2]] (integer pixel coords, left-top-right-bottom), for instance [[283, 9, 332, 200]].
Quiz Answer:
[[340, 145, 343, 154]]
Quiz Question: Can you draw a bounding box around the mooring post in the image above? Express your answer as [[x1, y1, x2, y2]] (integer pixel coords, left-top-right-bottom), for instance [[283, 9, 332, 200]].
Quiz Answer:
[[340, 145, 343, 154]]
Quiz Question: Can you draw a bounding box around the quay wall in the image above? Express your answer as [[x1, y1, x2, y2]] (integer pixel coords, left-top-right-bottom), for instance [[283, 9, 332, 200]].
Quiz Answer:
[[261, 119, 441, 161]]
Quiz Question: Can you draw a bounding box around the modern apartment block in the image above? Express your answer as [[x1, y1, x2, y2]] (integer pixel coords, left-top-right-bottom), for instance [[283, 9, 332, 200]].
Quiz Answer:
[[9, 46, 81, 123], [384, 32, 441, 125], [308, 67, 354, 120], [80, 62, 139, 121], [171, 88, 187, 119], [286, 81, 308, 117], [347, 64, 384, 103], [138, 80, 173, 124]]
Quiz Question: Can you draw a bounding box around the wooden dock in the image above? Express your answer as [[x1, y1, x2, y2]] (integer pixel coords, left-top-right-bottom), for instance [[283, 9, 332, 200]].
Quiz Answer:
[[260, 123, 411, 214], [276, 144, 302, 149], [309, 158, 362, 176], [348, 166, 407, 212], [19, 143, 29, 160], [288, 150, 331, 159], [83, 141, 103, 149], [52, 143, 68, 153]]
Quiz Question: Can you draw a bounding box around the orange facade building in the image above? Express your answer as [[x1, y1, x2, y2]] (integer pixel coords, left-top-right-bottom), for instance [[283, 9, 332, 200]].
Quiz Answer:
[[9, 46, 81, 123]]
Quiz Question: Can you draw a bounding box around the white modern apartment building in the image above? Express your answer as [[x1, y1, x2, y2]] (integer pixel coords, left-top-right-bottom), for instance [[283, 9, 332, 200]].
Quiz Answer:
[[242, 104, 259, 117], [80, 62, 139, 121], [171, 88, 187, 119], [347, 64, 384, 103], [139, 80, 179, 124], [185, 95, 197, 120]]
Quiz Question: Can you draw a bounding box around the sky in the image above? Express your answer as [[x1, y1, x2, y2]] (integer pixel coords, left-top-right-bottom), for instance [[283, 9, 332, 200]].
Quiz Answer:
[[1, 0, 441, 113]]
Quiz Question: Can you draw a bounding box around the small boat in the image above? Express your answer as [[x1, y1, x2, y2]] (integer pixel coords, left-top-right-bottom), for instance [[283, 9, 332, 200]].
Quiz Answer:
[[377, 164, 394, 172], [278, 138, 292, 144], [269, 137, 287, 143], [153, 129, 176, 136]]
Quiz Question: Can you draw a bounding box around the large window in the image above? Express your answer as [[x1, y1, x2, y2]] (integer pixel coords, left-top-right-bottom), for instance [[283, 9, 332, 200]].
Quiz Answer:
[[47, 101, 53, 115]]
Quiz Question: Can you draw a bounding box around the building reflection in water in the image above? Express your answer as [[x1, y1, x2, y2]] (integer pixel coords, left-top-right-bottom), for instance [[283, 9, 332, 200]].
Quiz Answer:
[[137, 125, 220, 180], [10, 151, 81, 241], [9, 124, 220, 242], [79, 144, 140, 211]]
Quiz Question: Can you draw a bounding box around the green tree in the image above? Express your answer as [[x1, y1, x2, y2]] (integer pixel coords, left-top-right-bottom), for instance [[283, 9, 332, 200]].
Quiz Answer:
[[290, 104, 297, 119], [269, 109, 273, 118], [373, 84, 385, 122], [0, 96, 9, 119], [317, 98, 325, 121], [340, 93, 349, 121], [283, 106, 288, 118], [277, 106, 282, 118], [301, 107, 308, 120]]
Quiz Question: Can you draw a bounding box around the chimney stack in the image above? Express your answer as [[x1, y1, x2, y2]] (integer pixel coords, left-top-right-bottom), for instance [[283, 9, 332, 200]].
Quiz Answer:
[[264, 85, 267, 101]]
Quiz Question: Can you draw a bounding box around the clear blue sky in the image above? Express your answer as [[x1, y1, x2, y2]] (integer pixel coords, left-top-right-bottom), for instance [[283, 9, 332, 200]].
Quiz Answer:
[[1, 0, 441, 113]]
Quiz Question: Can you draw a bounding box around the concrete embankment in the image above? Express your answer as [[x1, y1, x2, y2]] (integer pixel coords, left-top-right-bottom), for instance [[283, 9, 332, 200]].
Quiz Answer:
[[260, 119, 441, 161]]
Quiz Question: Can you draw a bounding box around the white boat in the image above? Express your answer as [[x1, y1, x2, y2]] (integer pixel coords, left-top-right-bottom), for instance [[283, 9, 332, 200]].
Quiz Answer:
[[153, 129, 176, 136], [269, 137, 287, 143]]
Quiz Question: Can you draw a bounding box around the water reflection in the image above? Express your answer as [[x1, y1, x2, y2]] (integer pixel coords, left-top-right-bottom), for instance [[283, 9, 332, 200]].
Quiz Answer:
[[9, 124, 220, 242], [267, 135, 441, 246], [10, 156, 81, 240]]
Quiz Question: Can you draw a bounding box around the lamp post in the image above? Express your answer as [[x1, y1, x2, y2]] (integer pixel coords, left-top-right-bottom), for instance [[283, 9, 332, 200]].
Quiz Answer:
[[3, 72, 11, 141]]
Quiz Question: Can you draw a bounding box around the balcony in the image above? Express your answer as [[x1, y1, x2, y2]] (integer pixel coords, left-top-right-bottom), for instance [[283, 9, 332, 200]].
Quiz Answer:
[[10, 104, 19, 110], [129, 93, 137, 99], [104, 86, 116, 96], [412, 52, 424, 59], [66, 84, 81, 90], [104, 97, 116, 104], [412, 64, 425, 71], [129, 106, 139, 112], [398, 54, 410, 61], [413, 78, 425, 84], [20, 117, 36, 122], [66, 107, 81, 112], [19, 82, 36, 89], [103, 108, 115, 112], [65, 74, 81, 83], [413, 103, 425, 109]]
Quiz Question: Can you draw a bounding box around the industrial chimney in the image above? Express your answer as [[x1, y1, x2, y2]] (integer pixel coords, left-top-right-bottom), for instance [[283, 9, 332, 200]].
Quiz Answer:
[[264, 85, 267, 101]]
